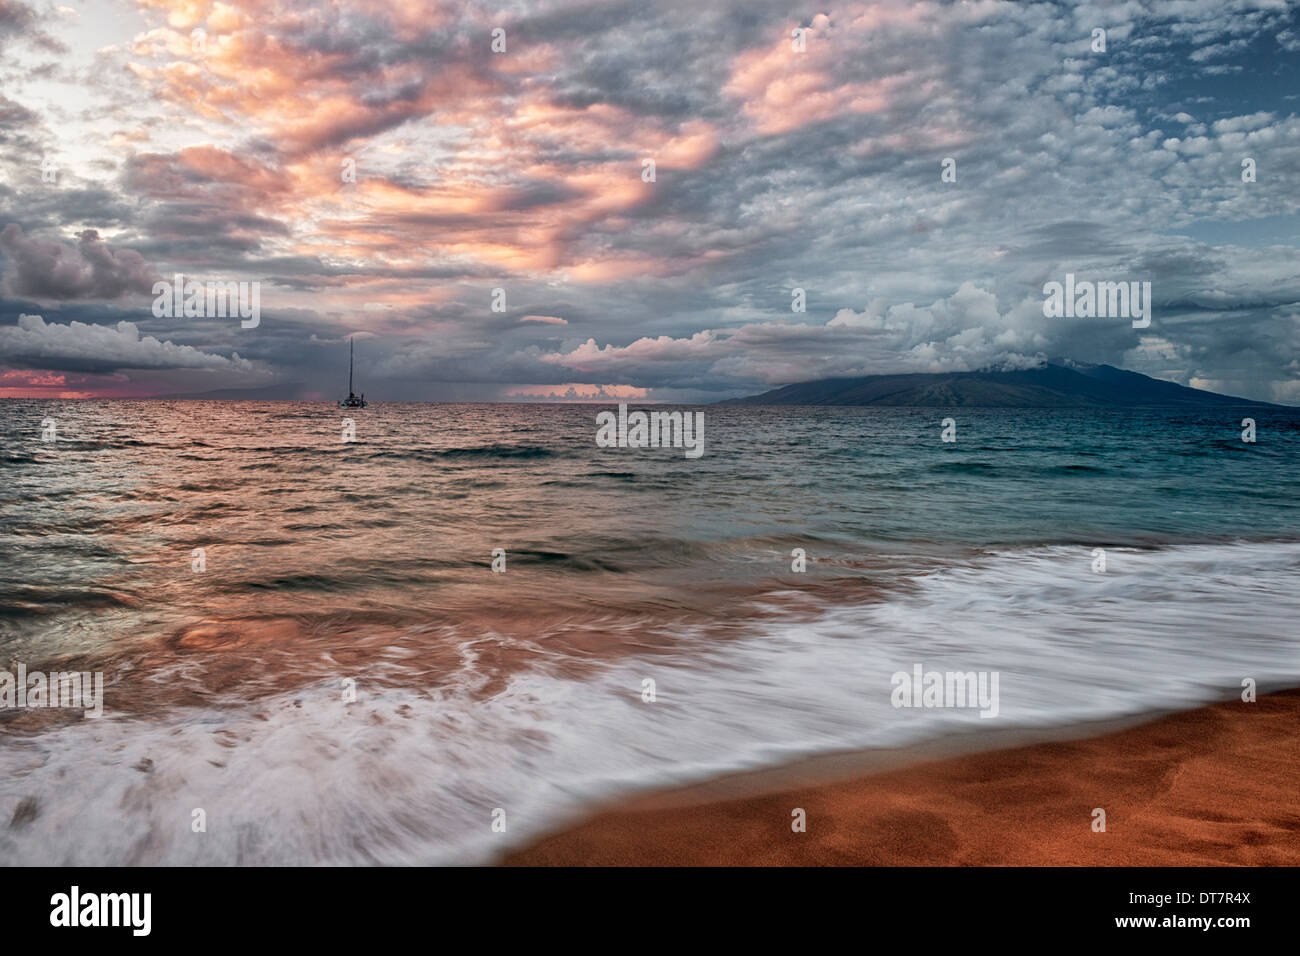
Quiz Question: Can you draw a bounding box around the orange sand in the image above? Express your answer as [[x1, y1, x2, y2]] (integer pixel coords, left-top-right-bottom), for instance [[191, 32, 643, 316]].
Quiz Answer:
[[503, 690, 1300, 865]]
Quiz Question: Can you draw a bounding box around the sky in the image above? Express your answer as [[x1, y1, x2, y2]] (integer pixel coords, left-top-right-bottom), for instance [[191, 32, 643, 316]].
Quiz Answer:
[[0, 0, 1297, 402]]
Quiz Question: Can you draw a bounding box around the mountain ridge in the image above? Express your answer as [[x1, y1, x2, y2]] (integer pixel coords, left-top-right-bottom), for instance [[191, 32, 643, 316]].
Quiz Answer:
[[719, 363, 1287, 408]]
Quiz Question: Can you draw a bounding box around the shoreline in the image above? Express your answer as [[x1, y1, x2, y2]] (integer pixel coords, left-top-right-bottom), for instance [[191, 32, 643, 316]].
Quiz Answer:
[[501, 689, 1300, 866]]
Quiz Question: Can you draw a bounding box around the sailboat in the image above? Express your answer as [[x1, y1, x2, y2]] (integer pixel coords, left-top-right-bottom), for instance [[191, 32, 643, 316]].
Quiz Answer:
[[338, 336, 367, 408]]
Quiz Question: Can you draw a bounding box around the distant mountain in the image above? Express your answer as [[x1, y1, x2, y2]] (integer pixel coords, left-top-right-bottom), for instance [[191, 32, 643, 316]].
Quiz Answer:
[[720, 362, 1287, 408]]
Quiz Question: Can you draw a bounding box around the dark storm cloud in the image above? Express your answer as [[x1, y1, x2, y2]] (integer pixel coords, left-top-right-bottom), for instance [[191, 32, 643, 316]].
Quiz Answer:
[[0, 224, 158, 301], [3, 0, 1298, 403], [0, 188, 144, 236]]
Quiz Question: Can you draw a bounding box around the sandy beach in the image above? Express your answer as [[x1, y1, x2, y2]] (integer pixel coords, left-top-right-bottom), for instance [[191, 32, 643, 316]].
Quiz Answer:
[[503, 690, 1300, 866]]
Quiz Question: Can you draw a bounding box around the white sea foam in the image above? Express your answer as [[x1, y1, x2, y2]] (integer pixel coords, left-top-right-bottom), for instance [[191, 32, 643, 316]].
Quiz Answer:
[[2, 541, 1298, 865]]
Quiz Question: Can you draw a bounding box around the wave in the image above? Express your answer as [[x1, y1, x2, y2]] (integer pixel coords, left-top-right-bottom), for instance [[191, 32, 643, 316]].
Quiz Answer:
[[362, 445, 558, 463], [0, 586, 140, 618], [2, 540, 1298, 865], [927, 460, 1000, 475]]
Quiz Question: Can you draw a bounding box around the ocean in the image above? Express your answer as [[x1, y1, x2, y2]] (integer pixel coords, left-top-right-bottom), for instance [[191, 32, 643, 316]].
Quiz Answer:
[[2, 400, 1299, 864]]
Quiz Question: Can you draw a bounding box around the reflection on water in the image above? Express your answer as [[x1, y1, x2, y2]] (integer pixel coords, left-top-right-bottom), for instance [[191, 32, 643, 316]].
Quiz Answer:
[[0, 401, 1298, 863]]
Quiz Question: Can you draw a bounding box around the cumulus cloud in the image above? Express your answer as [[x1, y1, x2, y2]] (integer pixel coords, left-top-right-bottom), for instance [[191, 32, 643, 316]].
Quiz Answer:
[[538, 283, 1056, 388], [0, 225, 158, 301], [0, 0, 1297, 401], [0, 313, 255, 372]]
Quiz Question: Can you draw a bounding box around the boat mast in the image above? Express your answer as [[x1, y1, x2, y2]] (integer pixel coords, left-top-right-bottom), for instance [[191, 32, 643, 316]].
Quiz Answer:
[[349, 337, 354, 395]]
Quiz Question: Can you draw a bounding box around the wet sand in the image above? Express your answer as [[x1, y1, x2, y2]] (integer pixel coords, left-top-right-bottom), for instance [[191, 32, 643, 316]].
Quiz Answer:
[[503, 689, 1300, 865]]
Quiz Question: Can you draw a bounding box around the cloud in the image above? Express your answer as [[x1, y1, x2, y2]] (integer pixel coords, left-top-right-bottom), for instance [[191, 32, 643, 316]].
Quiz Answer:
[[0, 313, 255, 372], [536, 283, 1053, 389], [0, 225, 158, 301], [0, 0, 1297, 402], [505, 382, 647, 401], [0, 0, 64, 54]]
